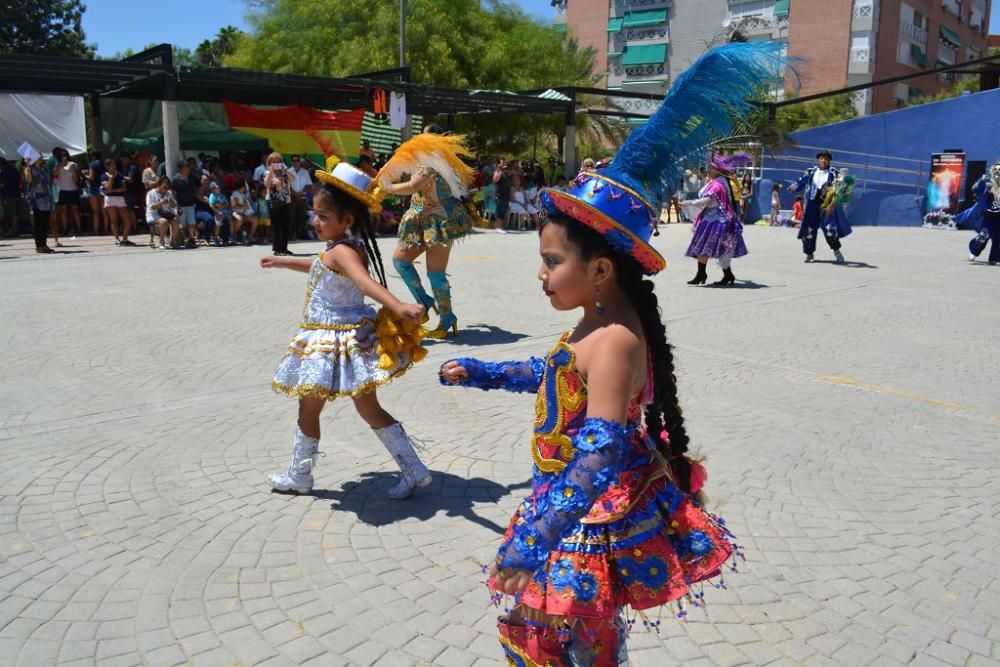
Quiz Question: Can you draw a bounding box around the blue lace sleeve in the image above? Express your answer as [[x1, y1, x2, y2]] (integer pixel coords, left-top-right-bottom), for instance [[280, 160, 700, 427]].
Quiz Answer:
[[439, 357, 545, 393], [496, 417, 629, 572]]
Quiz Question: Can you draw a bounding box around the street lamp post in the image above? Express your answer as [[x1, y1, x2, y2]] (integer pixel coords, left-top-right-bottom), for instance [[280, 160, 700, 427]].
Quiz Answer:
[[400, 0, 407, 69], [399, 0, 412, 140]]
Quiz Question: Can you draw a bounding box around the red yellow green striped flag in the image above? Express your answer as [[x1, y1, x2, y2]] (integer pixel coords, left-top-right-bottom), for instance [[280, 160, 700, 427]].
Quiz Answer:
[[223, 101, 365, 163]]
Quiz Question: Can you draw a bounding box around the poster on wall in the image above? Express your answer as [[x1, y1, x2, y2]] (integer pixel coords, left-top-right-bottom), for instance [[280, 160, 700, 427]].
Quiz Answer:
[[926, 152, 966, 214]]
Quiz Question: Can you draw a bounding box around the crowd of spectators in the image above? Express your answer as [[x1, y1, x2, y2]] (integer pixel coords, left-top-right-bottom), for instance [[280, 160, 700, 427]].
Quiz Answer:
[[0, 144, 624, 254], [0, 149, 327, 254]]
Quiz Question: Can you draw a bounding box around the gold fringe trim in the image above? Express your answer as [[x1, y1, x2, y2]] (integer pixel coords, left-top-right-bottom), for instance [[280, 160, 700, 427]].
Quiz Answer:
[[297, 318, 373, 331], [271, 359, 413, 401]]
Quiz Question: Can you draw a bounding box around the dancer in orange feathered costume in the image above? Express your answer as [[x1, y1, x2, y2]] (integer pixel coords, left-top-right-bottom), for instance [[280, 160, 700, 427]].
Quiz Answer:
[[376, 125, 475, 339]]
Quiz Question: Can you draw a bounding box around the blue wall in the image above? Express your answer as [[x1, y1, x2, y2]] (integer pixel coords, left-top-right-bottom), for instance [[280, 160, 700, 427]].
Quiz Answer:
[[756, 88, 1000, 226]]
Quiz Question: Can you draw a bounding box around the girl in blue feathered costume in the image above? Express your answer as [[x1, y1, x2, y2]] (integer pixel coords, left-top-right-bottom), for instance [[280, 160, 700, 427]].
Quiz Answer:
[[439, 42, 785, 666]]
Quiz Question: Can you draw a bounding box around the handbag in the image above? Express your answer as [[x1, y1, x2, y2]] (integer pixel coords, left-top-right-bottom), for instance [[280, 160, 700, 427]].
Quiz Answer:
[[161, 209, 177, 220]]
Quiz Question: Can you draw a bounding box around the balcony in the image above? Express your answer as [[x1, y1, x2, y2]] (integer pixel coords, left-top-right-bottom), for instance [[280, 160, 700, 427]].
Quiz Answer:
[[610, 26, 669, 52], [899, 21, 928, 45], [849, 46, 875, 74], [852, 0, 875, 17], [612, 63, 666, 78], [941, 0, 961, 16], [728, 14, 790, 38], [852, 0, 878, 31], [938, 42, 958, 64], [613, 0, 669, 8]]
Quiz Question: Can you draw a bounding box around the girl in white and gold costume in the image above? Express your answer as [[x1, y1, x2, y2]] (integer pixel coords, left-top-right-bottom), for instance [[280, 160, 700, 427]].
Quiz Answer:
[[264, 158, 431, 499]]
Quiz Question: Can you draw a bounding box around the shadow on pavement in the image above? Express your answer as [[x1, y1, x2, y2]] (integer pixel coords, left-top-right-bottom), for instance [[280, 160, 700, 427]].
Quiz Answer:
[[314, 471, 531, 533], [810, 259, 878, 269], [423, 324, 530, 347], [708, 280, 770, 289]]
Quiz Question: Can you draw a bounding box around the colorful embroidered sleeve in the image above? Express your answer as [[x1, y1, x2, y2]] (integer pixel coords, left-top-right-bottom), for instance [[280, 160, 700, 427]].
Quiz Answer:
[[440, 357, 546, 393], [496, 417, 629, 572]]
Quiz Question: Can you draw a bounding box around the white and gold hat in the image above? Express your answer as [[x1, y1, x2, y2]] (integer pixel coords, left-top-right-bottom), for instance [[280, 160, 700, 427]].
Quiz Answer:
[[314, 156, 384, 212]]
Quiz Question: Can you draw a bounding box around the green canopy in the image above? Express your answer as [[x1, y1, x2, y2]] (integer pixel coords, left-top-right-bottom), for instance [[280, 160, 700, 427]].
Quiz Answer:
[[120, 119, 269, 153], [621, 44, 667, 66]]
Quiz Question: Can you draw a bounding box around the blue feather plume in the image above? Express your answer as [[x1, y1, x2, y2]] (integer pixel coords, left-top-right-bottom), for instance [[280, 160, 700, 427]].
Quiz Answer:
[[603, 42, 786, 207]]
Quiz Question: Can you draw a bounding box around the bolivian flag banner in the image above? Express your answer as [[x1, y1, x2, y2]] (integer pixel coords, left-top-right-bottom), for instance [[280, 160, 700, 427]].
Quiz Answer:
[[223, 101, 365, 163]]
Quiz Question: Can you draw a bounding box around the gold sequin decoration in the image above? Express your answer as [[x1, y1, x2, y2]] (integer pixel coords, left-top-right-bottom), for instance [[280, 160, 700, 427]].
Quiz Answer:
[[532, 340, 587, 474]]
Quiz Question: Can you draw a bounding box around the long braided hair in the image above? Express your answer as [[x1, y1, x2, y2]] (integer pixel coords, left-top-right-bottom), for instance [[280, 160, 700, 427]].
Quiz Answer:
[[542, 215, 695, 494], [315, 183, 388, 287]]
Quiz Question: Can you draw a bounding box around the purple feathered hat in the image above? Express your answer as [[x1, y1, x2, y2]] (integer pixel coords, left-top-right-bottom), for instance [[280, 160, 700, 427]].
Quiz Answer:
[[707, 152, 753, 176]]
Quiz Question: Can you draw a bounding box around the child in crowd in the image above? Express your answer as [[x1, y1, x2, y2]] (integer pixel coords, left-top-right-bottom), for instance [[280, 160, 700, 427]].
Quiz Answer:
[[229, 179, 257, 245], [769, 182, 782, 225], [208, 182, 229, 246], [438, 42, 780, 665], [253, 183, 271, 243], [792, 195, 804, 226], [264, 159, 432, 499], [481, 180, 497, 225]]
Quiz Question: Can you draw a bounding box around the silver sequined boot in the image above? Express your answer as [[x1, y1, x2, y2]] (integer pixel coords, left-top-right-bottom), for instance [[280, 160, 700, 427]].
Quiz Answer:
[[374, 422, 432, 499], [268, 426, 319, 494]]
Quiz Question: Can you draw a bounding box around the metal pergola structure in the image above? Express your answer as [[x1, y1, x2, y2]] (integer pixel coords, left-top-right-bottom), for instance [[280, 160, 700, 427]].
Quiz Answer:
[[0, 44, 578, 172]]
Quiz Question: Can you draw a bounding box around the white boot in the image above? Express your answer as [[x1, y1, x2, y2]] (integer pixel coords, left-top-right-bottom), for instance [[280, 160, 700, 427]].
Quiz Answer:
[[374, 422, 432, 500], [268, 426, 319, 493]]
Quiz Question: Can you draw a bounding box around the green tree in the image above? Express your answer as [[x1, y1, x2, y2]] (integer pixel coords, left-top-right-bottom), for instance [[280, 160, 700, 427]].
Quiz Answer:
[[195, 26, 243, 67], [228, 0, 593, 90], [774, 93, 858, 134], [0, 0, 95, 58], [228, 0, 595, 151]]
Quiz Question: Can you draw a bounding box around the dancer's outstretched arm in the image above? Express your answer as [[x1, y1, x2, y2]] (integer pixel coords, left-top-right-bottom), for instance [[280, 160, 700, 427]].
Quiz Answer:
[[439, 357, 546, 393]]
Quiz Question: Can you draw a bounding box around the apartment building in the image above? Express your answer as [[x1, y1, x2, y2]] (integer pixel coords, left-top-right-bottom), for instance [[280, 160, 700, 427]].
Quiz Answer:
[[554, 0, 990, 116]]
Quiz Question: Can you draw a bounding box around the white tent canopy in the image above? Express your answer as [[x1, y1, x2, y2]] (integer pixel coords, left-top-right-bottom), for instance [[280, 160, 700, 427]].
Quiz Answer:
[[0, 94, 87, 159]]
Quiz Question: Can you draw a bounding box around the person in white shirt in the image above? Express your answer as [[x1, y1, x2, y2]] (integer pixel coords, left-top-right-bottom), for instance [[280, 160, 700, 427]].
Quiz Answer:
[[287, 154, 313, 239]]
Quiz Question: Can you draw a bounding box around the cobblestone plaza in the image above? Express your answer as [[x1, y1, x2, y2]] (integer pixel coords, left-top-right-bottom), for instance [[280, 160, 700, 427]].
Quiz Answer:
[[1, 225, 998, 666]]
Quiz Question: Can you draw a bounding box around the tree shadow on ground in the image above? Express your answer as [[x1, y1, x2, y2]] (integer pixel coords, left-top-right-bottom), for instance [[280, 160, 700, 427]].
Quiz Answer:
[[308, 471, 531, 533], [810, 259, 878, 269], [422, 324, 530, 347]]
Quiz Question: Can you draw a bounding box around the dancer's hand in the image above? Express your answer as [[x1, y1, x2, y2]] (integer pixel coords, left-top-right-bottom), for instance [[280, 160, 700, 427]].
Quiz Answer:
[[489, 564, 533, 595], [439, 360, 467, 384], [394, 302, 425, 322], [260, 256, 282, 269]]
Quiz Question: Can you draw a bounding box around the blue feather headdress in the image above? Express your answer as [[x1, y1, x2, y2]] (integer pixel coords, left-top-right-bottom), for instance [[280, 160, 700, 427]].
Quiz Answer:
[[540, 42, 786, 274]]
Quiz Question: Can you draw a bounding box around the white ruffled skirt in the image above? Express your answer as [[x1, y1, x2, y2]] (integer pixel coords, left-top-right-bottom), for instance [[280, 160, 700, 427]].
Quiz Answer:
[[271, 309, 413, 401]]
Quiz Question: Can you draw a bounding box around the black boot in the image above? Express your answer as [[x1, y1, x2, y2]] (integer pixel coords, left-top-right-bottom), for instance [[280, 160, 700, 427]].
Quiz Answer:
[[687, 263, 708, 285], [712, 268, 736, 286]]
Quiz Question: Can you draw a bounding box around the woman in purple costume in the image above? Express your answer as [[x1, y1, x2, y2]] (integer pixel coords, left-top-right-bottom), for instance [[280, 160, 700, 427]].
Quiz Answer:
[[684, 153, 750, 287]]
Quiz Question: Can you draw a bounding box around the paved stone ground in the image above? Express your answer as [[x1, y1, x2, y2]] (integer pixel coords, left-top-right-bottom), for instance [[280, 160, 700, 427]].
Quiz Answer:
[[1, 224, 999, 667]]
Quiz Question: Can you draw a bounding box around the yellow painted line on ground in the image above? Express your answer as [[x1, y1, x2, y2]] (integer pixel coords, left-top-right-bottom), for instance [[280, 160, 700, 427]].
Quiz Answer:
[[816, 375, 990, 415]]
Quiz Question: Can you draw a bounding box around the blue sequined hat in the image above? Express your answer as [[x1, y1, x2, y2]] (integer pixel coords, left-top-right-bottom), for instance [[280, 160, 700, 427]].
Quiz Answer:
[[540, 175, 665, 274], [539, 42, 785, 275]]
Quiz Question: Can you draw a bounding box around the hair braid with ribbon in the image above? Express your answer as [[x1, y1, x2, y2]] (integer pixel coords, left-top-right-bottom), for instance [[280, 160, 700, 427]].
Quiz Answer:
[[542, 216, 694, 493]]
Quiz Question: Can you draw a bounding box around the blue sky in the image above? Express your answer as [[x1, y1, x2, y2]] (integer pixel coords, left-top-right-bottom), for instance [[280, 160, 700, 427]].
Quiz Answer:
[[81, 1, 1000, 59], [82, 0, 558, 57]]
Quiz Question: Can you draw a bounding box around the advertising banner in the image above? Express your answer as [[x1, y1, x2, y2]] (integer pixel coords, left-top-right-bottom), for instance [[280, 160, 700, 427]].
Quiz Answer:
[[926, 152, 966, 214]]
